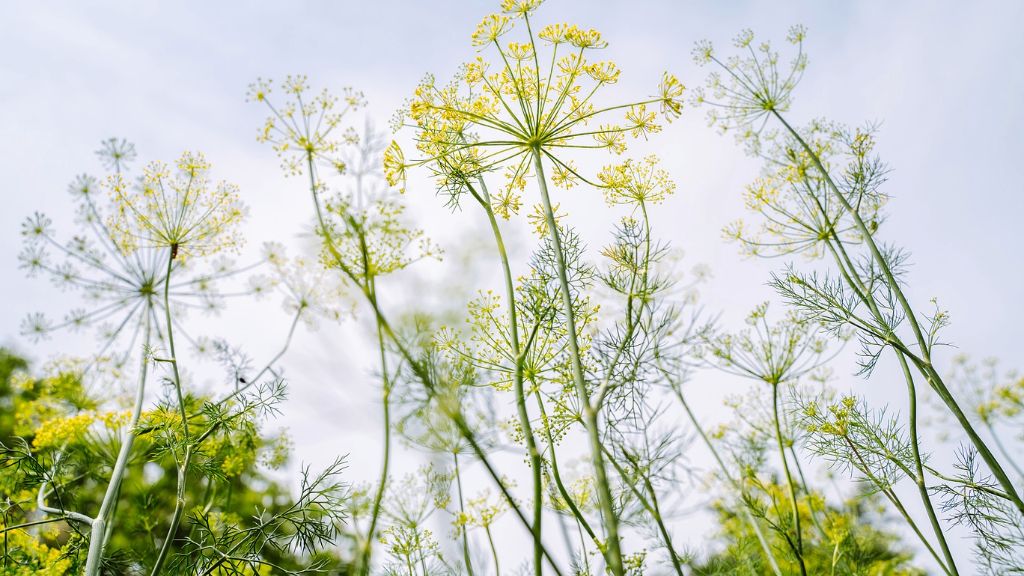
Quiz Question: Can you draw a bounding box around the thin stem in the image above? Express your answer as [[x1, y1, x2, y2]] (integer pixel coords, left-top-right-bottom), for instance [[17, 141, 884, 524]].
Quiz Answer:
[[532, 150, 623, 576], [772, 383, 807, 576], [821, 236, 957, 569], [454, 452, 475, 576], [669, 381, 783, 576], [601, 446, 683, 576], [485, 525, 501, 576], [150, 251, 192, 576], [456, 419, 565, 576], [361, 303, 392, 575], [84, 311, 153, 576], [533, 389, 599, 544], [472, 176, 544, 575], [899, 354, 959, 575], [845, 437, 953, 576]]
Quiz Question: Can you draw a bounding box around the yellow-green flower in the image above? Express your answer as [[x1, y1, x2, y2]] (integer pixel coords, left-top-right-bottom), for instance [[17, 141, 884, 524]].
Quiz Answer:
[[394, 2, 684, 208], [108, 151, 246, 260]]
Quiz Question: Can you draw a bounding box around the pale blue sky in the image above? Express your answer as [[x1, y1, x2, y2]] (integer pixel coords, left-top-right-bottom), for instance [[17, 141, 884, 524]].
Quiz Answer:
[[2, 1, 1022, 571]]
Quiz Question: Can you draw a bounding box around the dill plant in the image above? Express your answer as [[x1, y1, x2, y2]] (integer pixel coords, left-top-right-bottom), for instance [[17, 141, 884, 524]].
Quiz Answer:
[[693, 25, 1024, 574], [4, 141, 348, 574]]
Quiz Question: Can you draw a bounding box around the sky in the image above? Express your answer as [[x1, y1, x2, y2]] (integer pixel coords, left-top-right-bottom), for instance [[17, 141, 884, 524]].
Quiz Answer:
[[2, 0, 1023, 572]]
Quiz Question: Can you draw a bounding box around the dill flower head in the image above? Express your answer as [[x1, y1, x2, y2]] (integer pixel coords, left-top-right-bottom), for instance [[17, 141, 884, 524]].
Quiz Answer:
[[252, 242, 351, 329], [597, 154, 676, 207], [320, 194, 442, 280], [390, 0, 685, 211], [723, 120, 889, 258], [248, 75, 366, 177], [704, 302, 832, 386], [691, 25, 808, 135], [19, 140, 258, 360], [108, 151, 246, 260]]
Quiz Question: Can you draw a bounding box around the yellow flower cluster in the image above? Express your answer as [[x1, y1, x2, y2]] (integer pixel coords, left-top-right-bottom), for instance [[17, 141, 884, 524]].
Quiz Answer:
[[32, 411, 96, 450], [249, 75, 365, 176], [597, 155, 676, 206], [0, 531, 74, 575], [803, 395, 857, 437], [393, 1, 685, 216], [108, 151, 246, 260], [31, 408, 132, 450]]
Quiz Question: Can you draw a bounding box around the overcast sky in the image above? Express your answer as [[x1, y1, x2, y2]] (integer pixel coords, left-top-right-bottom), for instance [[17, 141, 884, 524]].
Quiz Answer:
[[2, 0, 1023, 572]]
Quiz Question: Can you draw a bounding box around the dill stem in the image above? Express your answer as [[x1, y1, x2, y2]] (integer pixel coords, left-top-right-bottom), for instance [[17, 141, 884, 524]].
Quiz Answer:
[[533, 389, 599, 543], [601, 446, 684, 576], [533, 150, 624, 576], [485, 524, 501, 576], [456, 419, 565, 576], [845, 438, 953, 575], [671, 383, 783, 576], [84, 311, 151, 576], [361, 301, 392, 575], [151, 251, 192, 576], [453, 452, 475, 576], [304, 152, 562, 575], [899, 354, 960, 575], [772, 382, 807, 576], [473, 176, 544, 576], [822, 229, 958, 572]]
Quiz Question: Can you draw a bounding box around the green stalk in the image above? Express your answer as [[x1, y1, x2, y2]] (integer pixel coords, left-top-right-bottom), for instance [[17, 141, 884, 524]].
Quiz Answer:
[[772, 382, 807, 576], [151, 250, 192, 576], [532, 150, 624, 576], [641, 468, 683, 575], [361, 301, 392, 575], [601, 446, 683, 576], [84, 312, 152, 576], [821, 232, 958, 570], [898, 354, 960, 575], [774, 110, 1024, 514], [485, 524, 501, 576], [454, 452, 475, 576], [670, 383, 783, 576], [454, 417, 565, 576], [303, 152, 561, 575], [533, 389, 599, 544], [844, 438, 953, 575], [471, 177, 544, 576]]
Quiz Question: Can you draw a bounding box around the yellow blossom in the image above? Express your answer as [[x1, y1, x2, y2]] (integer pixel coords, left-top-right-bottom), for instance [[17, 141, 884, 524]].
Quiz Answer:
[[108, 151, 246, 260], [471, 14, 512, 46]]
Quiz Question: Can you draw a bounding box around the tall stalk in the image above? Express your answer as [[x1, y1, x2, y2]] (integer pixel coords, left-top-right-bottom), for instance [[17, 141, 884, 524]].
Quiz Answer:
[[772, 382, 807, 576], [819, 228, 958, 571], [84, 312, 152, 576], [600, 446, 684, 576], [470, 177, 544, 575], [453, 452, 475, 576], [360, 306, 392, 575], [151, 250, 193, 576], [669, 381, 783, 576], [303, 152, 562, 575], [533, 389, 599, 544], [532, 150, 624, 576]]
